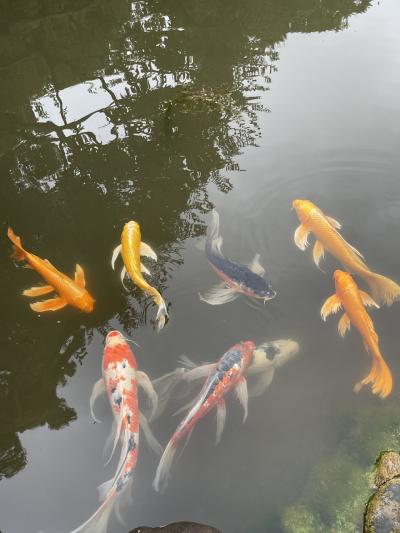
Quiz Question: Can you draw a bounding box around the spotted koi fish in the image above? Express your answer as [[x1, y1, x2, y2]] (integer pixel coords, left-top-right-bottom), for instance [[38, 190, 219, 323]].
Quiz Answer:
[[199, 210, 276, 305], [7, 227, 94, 313], [152, 339, 299, 420], [69, 331, 161, 533], [153, 341, 255, 492]]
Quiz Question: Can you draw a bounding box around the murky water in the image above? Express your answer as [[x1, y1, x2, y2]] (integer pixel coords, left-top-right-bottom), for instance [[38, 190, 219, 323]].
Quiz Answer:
[[1, 1, 400, 532]]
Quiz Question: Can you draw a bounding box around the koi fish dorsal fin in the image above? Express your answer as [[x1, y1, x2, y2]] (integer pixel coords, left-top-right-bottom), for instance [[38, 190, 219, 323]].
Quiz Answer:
[[23, 285, 54, 297], [248, 253, 265, 276], [359, 290, 379, 309], [294, 224, 310, 251], [338, 313, 351, 337], [74, 264, 86, 288], [321, 294, 342, 320], [8, 227, 26, 261], [43, 259, 59, 272], [140, 241, 157, 261], [30, 297, 67, 312], [326, 215, 342, 229], [216, 399, 226, 445]]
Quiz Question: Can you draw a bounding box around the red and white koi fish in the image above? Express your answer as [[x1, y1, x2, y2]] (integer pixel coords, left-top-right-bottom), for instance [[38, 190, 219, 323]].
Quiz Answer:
[[152, 339, 299, 420], [68, 331, 161, 533], [7, 227, 94, 313], [153, 341, 255, 493]]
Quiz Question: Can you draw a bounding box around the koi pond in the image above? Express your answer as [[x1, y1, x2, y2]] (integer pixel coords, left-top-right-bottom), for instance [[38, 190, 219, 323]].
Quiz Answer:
[[1, 1, 400, 532]]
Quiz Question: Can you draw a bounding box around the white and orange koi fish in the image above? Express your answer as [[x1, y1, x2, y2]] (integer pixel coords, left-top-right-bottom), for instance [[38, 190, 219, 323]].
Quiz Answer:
[[112, 221, 168, 331], [292, 199, 400, 306], [7, 227, 94, 313], [321, 270, 392, 399], [68, 331, 161, 533], [153, 341, 255, 493]]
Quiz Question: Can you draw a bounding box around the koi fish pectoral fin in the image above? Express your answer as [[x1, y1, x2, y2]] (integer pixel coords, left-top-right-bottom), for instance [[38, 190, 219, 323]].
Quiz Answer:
[[120, 267, 128, 289], [89, 378, 106, 423], [294, 224, 310, 251], [182, 363, 217, 382], [199, 283, 239, 305], [111, 244, 122, 270], [22, 285, 54, 297], [74, 264, 86, 288], [140, 241, 158, 261], [235, 378, 248, 423], [104, 408, 125, 466], [216, 399, 226, 445], [248, 368, 275, 397], [137, 370, 158, 421], [359, 290, 380, 309], [320, 294, 342, 321], [139, 411, 163, 456], [313, 241, 325, 270], [140, 263, 151, 276], [338, 313, 351, 337], [248, 253, 265, 276], [30, 297, 67, 313]]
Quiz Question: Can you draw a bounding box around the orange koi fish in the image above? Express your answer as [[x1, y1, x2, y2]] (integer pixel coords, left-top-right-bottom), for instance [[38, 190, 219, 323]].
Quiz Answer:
[[112, 221, 168, 330], [321, 270, 392, 398], [7, 227, 94, 313], [292, 199, 400, 306]]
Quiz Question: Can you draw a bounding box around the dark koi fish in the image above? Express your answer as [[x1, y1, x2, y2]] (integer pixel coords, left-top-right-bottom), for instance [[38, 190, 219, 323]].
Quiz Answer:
[[199, 210, 276, 305]]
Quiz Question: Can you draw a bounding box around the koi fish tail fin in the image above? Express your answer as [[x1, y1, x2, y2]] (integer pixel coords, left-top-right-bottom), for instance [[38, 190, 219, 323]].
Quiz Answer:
[[205, 209, 223, 257], [153, 440, 177, 493], [68, 489, 116, 533], [152, 368, 186, 419], [156, 297, 168, 331], [363, 270, 400, 306], [354, 355, 393, 399], [7, 227, 26, 261]]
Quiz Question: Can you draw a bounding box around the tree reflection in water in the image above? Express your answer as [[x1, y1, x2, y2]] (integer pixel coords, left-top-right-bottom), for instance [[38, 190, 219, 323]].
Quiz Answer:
[[0, 0, 371, 478]]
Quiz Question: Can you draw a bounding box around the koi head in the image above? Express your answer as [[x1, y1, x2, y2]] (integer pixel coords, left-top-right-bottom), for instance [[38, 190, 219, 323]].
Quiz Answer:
[[333, 269, 352, 291], [105, 330, 127, 347], [252, 339, 299, 370], [76, 293, 95, 313], [292, 199, 317, 224]]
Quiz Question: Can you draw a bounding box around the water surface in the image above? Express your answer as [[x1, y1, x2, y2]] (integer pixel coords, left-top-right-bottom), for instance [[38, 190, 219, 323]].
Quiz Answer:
[[1, 1, 400, 532]]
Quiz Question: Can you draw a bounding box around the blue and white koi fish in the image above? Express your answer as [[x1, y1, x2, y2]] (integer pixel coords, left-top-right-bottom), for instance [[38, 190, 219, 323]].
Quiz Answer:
[[68, 331, 161, 533], [152, 339, 299, 420], [153, 341, 255, 492], [199, 210, 276, 305]]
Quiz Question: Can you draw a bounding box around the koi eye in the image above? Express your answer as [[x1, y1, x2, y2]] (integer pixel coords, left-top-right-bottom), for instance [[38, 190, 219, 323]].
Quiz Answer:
[[265, 345, 279, 361]]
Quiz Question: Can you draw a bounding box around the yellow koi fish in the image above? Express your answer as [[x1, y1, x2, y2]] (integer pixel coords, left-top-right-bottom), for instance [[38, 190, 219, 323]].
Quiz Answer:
[[321, 270, 392, 399], [111, 221, 168, 330], [8, 227, 94, 313], [293, 199, 400, 306]]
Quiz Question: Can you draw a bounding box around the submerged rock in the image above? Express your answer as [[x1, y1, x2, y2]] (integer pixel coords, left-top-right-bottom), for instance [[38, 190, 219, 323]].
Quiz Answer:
[[364, 451, 400, 533], [130, 522, 221, 533]]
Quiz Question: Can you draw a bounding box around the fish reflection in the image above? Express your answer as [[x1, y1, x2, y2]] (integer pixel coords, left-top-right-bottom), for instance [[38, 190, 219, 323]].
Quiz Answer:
[[321, 270, 392, 399], [199, 210, 276, 305], [68, 331, 161, 533], [7, 227, 94, 313], [112, 221, 168, 331], [153, 341, 255, 492], [153, 339, 299, 419], [292, 199, 400, 306]]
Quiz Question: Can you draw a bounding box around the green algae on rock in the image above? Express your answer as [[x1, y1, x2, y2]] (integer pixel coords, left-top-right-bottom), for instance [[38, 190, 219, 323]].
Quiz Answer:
[[364, 451, 400, 533]]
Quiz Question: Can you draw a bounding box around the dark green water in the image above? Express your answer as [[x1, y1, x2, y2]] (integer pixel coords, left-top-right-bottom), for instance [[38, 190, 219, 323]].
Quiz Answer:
[[1, 0, 400, 531]]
